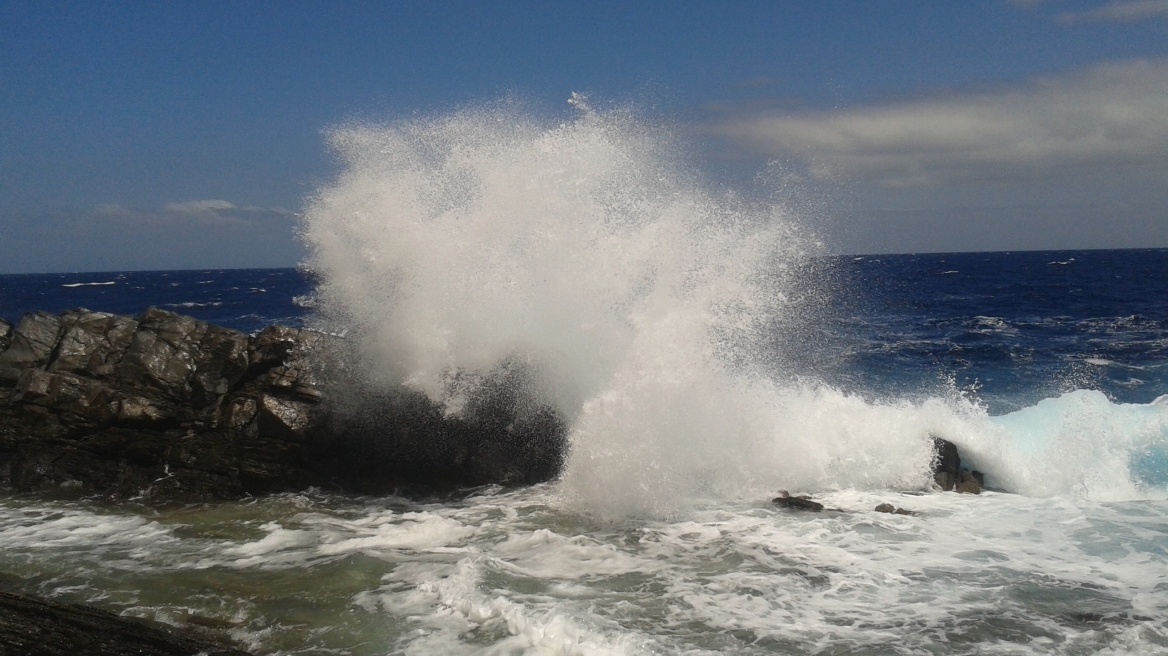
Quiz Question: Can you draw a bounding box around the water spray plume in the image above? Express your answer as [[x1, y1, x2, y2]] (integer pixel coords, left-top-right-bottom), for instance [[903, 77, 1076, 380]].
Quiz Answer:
[[302, 99, 1168, 517]]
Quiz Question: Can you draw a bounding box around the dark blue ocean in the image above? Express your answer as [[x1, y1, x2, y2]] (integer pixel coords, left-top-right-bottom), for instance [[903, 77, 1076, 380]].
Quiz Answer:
[[2, 249, 1167, 655], [5, 249, 1165, 414]]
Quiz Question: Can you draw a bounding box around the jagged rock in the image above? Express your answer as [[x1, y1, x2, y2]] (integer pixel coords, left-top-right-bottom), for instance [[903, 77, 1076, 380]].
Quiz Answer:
[[12, 369, 116, 427], [932, 436, 984, 494], [772, 490, 824, 511], [114, 308, 208, 399], [0, 311, 62, 384], [190, 324, 250, 406], [48, 310, 138, 377], [0, 307, 567, 502], [0, 589, 253, 656]]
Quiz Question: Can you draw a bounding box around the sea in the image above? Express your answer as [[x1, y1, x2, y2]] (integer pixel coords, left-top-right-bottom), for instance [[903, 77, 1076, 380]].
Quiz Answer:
[[2, 107, 1167, 655]]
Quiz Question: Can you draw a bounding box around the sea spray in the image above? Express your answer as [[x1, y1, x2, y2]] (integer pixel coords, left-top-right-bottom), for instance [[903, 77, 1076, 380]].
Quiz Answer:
[[300, 99, 1168, 516], [301, 100, 872, 510]]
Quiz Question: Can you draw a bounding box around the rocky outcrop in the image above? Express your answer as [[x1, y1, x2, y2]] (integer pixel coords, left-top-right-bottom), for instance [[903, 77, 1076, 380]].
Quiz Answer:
[[932, 437, 983, 494], [0, 308, 566, 502], [0, 590, 253, 656]]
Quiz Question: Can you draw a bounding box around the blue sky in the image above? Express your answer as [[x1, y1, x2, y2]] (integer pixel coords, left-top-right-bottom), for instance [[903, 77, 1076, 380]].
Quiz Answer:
[[2, 0, 1167, 272]]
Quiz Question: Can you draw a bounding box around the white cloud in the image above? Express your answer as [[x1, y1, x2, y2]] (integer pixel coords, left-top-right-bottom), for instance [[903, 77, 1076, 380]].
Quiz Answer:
[[713, 59, 1168, 187], [1056, 0, 1168, 24], [162, 199, 237, 214]]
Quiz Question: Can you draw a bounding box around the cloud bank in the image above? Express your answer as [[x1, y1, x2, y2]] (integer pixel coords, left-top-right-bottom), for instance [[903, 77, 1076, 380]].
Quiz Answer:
[[1056, 0, 1168, 24], [714, 58, 1168, 188]]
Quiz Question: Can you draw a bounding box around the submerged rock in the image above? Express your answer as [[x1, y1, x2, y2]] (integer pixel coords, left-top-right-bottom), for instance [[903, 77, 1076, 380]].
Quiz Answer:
[[875, 503, 917, 516], [772, 490, 825, 512], [0, 307, 567, 501], [0, 590, 253, 656]]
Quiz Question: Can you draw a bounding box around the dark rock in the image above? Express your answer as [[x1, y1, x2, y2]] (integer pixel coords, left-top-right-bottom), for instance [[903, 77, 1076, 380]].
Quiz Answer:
[[115, 308, 208, 400], [47, 310, 138, 377], [0, 307, 567, 502], [772, 490, 824, 512], [0, 589, 253, 656], [875, 503, 917, 516], [0, 318, 13, 354], [931, 437, 984, 494], [0, 311, 63, 385], [190, 324, 250, 407], [932, 436, 961, 491], [955, 470, 983, 494]]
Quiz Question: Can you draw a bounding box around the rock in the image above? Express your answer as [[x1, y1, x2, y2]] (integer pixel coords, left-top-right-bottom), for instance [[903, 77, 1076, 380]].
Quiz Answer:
[[875, 503, 917, 516], [931, 437, 984, 494], [0, 307, 567, 502], [0, 311, 62, 385], [955, 470, 983, 494], [115, 308, 208, 400], [0, 589, 253, 656], [47, 310, 138, 377], [190, 324, 249, 406], [0, 318, 13, 354], [932, 436, 961, 491], [772, 490, 824, 512]]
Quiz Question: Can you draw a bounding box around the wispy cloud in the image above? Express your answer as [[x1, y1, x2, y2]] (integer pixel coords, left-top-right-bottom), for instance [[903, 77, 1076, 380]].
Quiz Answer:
[[1005, 0, 1048, 9], [1056, 0, 1168, 24], [711, 59, 1168, 187], [163, 199, 237, 214], [96, 200, 293, 226]]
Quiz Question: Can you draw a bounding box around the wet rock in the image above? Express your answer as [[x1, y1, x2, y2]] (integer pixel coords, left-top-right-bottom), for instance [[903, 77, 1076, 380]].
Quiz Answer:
[[931, 437, 984, 494], [772, 490, 824, 512], [955, 470, 983, 494], [0, 589, 253, 656], [875, 503, 917, 516], [932, 436, 961, 491]]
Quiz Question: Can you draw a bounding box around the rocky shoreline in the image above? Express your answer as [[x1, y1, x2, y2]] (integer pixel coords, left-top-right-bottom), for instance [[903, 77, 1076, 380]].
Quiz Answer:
[[1, 307, 985, 655], [0, 307, 566, 503]]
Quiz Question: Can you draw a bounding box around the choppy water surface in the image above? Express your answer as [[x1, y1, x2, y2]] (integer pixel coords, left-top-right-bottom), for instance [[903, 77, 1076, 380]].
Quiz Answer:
[[2, 487, 1166, 655]]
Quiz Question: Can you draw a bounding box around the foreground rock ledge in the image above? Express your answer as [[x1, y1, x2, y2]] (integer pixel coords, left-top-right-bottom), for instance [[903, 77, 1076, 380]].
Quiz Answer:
[[0, 590, 253, 656], [0, 308, 565, 502]]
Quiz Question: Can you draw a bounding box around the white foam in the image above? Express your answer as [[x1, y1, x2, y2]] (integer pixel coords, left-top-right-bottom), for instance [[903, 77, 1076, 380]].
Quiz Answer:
[[301, 99, 1167, 521]]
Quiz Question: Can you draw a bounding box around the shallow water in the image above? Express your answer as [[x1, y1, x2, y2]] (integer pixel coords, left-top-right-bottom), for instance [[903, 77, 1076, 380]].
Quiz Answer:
[[2, 487, 1166, 655]]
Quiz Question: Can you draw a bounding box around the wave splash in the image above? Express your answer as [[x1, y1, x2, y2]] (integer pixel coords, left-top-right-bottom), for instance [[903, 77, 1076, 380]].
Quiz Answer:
[[301, 100, 1167, 517]]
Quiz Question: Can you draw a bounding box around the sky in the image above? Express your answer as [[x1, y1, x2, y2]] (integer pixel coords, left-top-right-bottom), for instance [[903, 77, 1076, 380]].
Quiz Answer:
[[2, 0, 1167, 273]]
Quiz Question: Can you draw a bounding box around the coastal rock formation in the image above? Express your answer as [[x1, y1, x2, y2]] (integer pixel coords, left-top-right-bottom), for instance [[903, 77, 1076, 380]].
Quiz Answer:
[[0, 590, 253, 656], [0, 308, 566, 501], [932, 436, 983, 494]]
